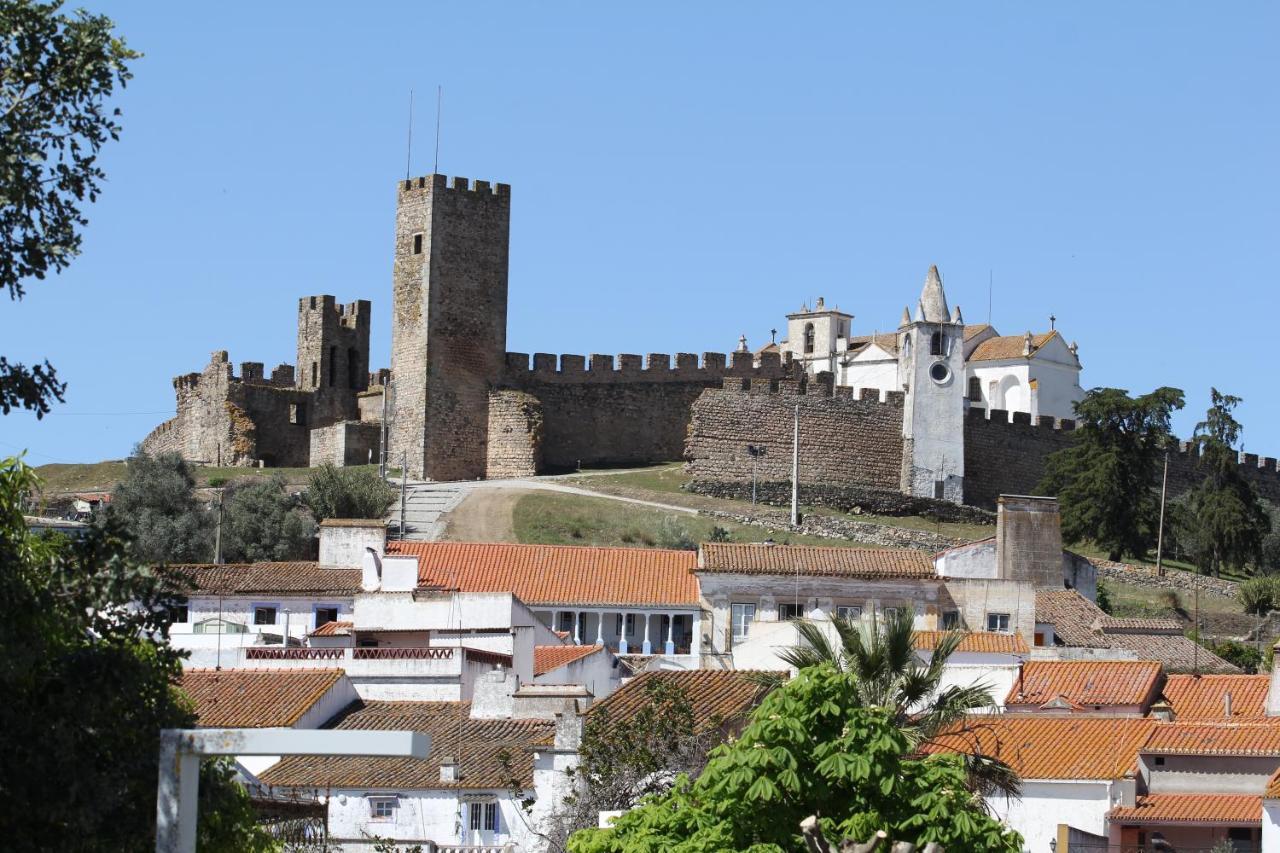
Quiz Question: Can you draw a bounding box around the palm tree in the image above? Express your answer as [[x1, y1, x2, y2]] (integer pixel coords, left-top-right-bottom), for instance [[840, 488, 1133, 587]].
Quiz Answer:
[[778, 607, 1021, 798]]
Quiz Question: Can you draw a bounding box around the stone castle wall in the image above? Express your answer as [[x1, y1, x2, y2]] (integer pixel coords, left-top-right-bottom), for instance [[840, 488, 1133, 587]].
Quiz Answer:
[[486, 389, 543, 478], [309, 421, 381, 468]]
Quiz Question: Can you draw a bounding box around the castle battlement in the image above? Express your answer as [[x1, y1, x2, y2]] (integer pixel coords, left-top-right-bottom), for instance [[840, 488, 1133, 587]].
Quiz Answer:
[[713, 374, 906, 407], [399, 173, 511, 198], [299, 295, 371, 331], [967, 406, 1077, 431], [501, 350, 797, 385]]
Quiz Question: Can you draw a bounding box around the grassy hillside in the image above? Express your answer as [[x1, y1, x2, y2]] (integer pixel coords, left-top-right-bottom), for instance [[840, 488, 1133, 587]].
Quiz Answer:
[[31, 460, 391, 496]]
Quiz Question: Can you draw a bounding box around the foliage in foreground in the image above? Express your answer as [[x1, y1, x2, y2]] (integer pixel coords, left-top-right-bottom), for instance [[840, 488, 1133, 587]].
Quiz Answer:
[[1038, 386, 1184, 561], [568, 665, 1023, 853], [1, 0, 138, 417], [303, 463, 395, 522], [0, 457, 274, 851], [103, 450, 215, 563]]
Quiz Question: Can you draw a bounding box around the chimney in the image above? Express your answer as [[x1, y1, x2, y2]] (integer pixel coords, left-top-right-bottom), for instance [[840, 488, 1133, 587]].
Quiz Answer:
[[361, 547, 382, 592], [1225, 691, 1233, 719], [996, 495, 1064, 589], [554, 710, 585, 751], [320, 519, 387, 568], [1150, 699, 1175, 723], [439, 756, 457, 783]]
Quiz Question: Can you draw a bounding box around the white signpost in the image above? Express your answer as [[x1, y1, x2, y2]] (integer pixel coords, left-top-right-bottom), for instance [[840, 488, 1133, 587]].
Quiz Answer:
[[155, 727, 430, 853]]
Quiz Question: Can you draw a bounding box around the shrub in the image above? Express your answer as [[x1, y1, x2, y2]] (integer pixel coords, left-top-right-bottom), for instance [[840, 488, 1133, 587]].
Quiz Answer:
[[656, 516, 696, 551], [302, 464, 395, 522], [1238, 576, 1279, 617]]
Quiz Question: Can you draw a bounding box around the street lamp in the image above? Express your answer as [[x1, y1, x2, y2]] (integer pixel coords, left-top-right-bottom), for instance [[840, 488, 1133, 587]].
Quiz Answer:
[[746, 445, 766, 507]]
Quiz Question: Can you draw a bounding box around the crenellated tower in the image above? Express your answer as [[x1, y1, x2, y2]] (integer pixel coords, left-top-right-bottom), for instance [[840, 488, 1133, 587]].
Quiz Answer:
[[898, 265, 966, 502], [389, 174, 512, 481], [296, 295, 371, 424]]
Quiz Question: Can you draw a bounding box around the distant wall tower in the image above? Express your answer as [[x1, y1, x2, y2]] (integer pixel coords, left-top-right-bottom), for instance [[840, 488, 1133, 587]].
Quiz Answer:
[[389, 174, 512, 481], [297, 295, 371, 424], [898, 265, 966, 502]]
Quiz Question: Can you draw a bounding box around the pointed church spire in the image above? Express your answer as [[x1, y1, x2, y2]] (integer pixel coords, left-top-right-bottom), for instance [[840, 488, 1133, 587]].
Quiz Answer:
[[952, 304, 963, 324], [900, 306, 911, 328], [918, 264, 950, 323]]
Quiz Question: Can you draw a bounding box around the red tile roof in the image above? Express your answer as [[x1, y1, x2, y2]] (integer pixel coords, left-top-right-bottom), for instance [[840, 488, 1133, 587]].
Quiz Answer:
[[260, 701, 554, 790], [386, 542, 699, 607], [1035, 589, 1110, 648], [968, 331, 1057, 362], [925, 716, 1157, 780], [1098, 616, 1182, 634], [181, 669, 345, 727], [913, 631, 1028, 655], [1144, 723, 1280, 756], [1108, 794, 1261, 825], [1267, 767, 1280, 799], [309, 620, 353, 637], [534, 644, 604, 676], [1103, 632, 1239, 675], [1006, 661, 1163, 709], [171, 563, 362, 596], [1161, 674, 1270, 721], [698, 543, 934, 579], [587, 669, 774, 733]]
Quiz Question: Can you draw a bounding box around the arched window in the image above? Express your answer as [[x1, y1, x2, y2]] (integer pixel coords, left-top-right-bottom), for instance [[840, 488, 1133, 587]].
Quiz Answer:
[[803, 323, 815, 354], [930, 331, 943, 356]]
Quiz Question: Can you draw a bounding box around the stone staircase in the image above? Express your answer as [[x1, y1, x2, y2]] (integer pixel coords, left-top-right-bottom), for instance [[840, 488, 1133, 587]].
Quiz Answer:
[[387, 481, 465, 541]]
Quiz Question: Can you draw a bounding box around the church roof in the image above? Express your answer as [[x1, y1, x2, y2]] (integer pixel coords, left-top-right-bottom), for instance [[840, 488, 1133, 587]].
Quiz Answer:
[[963, 323, 994, 341], [916, 265, 950, 323], [969, 331, 1057, 362], [846, 332, 899, 355]]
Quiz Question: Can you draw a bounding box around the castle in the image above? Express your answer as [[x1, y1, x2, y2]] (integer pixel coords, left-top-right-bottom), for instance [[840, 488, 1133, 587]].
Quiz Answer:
[[142, 172, 1280, 510]]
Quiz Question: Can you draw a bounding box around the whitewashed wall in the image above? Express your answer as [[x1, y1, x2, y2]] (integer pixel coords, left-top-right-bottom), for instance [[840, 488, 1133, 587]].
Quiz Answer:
[[987, 780, 1115, 853]]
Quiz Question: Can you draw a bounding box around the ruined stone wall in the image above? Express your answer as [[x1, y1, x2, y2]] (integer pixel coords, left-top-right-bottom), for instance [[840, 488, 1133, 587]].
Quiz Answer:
[[389, 175, 511, 482], [501, 350, 796, 472], [309, 421, 381, 467], [684, 376, 905, 498], [486, 390, 543, 478], [296, 295, 371, 425]]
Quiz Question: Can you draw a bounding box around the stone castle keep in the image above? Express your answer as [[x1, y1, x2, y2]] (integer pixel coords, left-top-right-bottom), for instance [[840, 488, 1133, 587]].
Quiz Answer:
[[143, 173, 1280, 510]]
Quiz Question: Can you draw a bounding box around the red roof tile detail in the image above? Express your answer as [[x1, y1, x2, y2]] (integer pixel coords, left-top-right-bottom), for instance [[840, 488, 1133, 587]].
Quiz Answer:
[[1161, 674, 1269, 721], [309, 620, 353, 637], [968, 332, 1057, 362], [913, 630, 1028, 654], [588, 670, 774, 733], [534, 644, 604, 676], [1108, 794, 1261, 825], [1266, 767, 1280, 799], [698, 543, 934, 578], [925, 716, 1157, 780], [1144, 723, 1280, 756], [1006, 661, 1163, 709], [172, 563, 362, 596], [182, 669, 344, 728], [386, 542, 699, 607]]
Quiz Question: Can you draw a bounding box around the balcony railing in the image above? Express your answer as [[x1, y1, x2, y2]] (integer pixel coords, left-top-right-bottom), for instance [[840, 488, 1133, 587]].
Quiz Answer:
[[246, 647, 344, 660], [244, 646, 454, 662], [353, 647, 453, 660]]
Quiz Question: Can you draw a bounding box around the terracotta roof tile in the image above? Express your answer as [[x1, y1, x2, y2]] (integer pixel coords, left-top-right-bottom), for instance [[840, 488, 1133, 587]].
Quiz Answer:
[[968, 332, 1057, 362], [698, 543, 934, 579], [171, 563, 362, 597], [925, 716, 1156, 780], [181, 669, 345, 728], [385, 542, 699, 607], [963, 324, 994, 342], [1161, 674, 1270, 721], [1108, 794, 1261, 825], [913, 630, 1028, 655], [309, 620, 353, 637], [1144, 722, 1280, 756], [1006, 661, 1163, 709], [846, 333, 899, 355], [588, 670, 774, 733], [260, 701, 554, 790], [1098, 616, 1182, 634], [534, 644, 604, 676], [1266, 767, 1280, 799], [1104, 633, 1239, 675], [1035, 589, 1110, 648]]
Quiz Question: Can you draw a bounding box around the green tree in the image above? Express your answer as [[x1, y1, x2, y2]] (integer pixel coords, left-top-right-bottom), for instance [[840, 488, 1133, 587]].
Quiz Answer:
[[1237, 576, 1278, 617], [1261, 503, 1280, 575], [302, 464, 394, 522], [220, 475, 316, 562], [778, 609, 1018, 797], [0, 457, 274, 851], [569, 665, 1023, 853], [1, 0, 138, 416], [1177, 390, 1271, 577], [1038, 386, 1185, 560], [103, 450, 213, 563]]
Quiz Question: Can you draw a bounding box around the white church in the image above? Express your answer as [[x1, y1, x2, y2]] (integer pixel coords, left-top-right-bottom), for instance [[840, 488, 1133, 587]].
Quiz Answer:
[[753, 265, 1084, 422]]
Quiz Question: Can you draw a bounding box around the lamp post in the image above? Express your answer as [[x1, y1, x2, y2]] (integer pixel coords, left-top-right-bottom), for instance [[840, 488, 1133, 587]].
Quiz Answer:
[[746, 445, 766, 507], [281, 608, 291, 648]]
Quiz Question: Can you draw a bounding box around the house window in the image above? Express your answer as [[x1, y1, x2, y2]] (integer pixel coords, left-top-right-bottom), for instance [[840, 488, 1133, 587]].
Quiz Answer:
[[167, 603, 189, 624], [967, 376, 982, 402], [469, 800, 499, 833], [930, 331, 943, 356], [986, 612, 1011, 633], [1154, 756, 1166, 766], [289, 402, 306, 425], [616, 613, 635, 636], [836, 605, 862, 621], [779, 603, 803, 621], [368, 796, 397, 821], [730, 603, 756, 640], [412, 233, 423, 254], [253, 606, 278, 626], [314, 607, 339, 628], [803, 323, 815, 354], [557, 612, 574, 633], [941, 610, 961, 630], [881, 606, 899, 621]]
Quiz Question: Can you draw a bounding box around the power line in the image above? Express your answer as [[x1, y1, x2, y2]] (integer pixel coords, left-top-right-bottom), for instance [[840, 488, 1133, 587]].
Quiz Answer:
[[43, 410, 173, 416]]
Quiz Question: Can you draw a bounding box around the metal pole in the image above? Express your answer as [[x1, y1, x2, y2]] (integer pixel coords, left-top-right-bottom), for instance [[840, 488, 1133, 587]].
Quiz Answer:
[[213, 491, 224, 564], [752, 452, 758, 508], [379, 376, 389, 480], [790, 404, 799, 526], [1155, 449, 1169, 577], [282, 609, 290, 648], [400, 451, 408, 540]]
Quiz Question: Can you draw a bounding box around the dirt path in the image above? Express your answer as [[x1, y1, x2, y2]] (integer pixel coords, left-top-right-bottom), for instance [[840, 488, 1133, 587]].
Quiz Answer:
[[441, 487, 527, 542]]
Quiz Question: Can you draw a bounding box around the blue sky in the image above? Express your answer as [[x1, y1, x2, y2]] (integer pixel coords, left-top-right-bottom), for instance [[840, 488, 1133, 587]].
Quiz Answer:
[[5, 2, 1279, 464]]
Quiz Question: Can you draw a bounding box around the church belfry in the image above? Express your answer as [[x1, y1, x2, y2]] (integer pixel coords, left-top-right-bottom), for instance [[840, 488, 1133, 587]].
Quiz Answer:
[[898, 265, 965, 502]]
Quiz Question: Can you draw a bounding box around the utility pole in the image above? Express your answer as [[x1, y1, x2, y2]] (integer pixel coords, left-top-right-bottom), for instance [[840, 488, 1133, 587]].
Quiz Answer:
[[379, 376, 390, 480], [399, 450, 408, 540], [1155, 448, 1170, 577], [746, 445, 765, 508], [213, 490, 224, 565], [790, 404, 800, 527]]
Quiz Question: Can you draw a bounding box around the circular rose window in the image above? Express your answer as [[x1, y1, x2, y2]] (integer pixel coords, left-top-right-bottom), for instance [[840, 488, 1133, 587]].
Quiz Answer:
[[929, 361, 951, 384]]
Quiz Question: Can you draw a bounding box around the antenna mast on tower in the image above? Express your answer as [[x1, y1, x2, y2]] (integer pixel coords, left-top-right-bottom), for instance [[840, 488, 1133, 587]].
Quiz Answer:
[[433, 85, 442, 175], [405, 89, 414, 180]]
